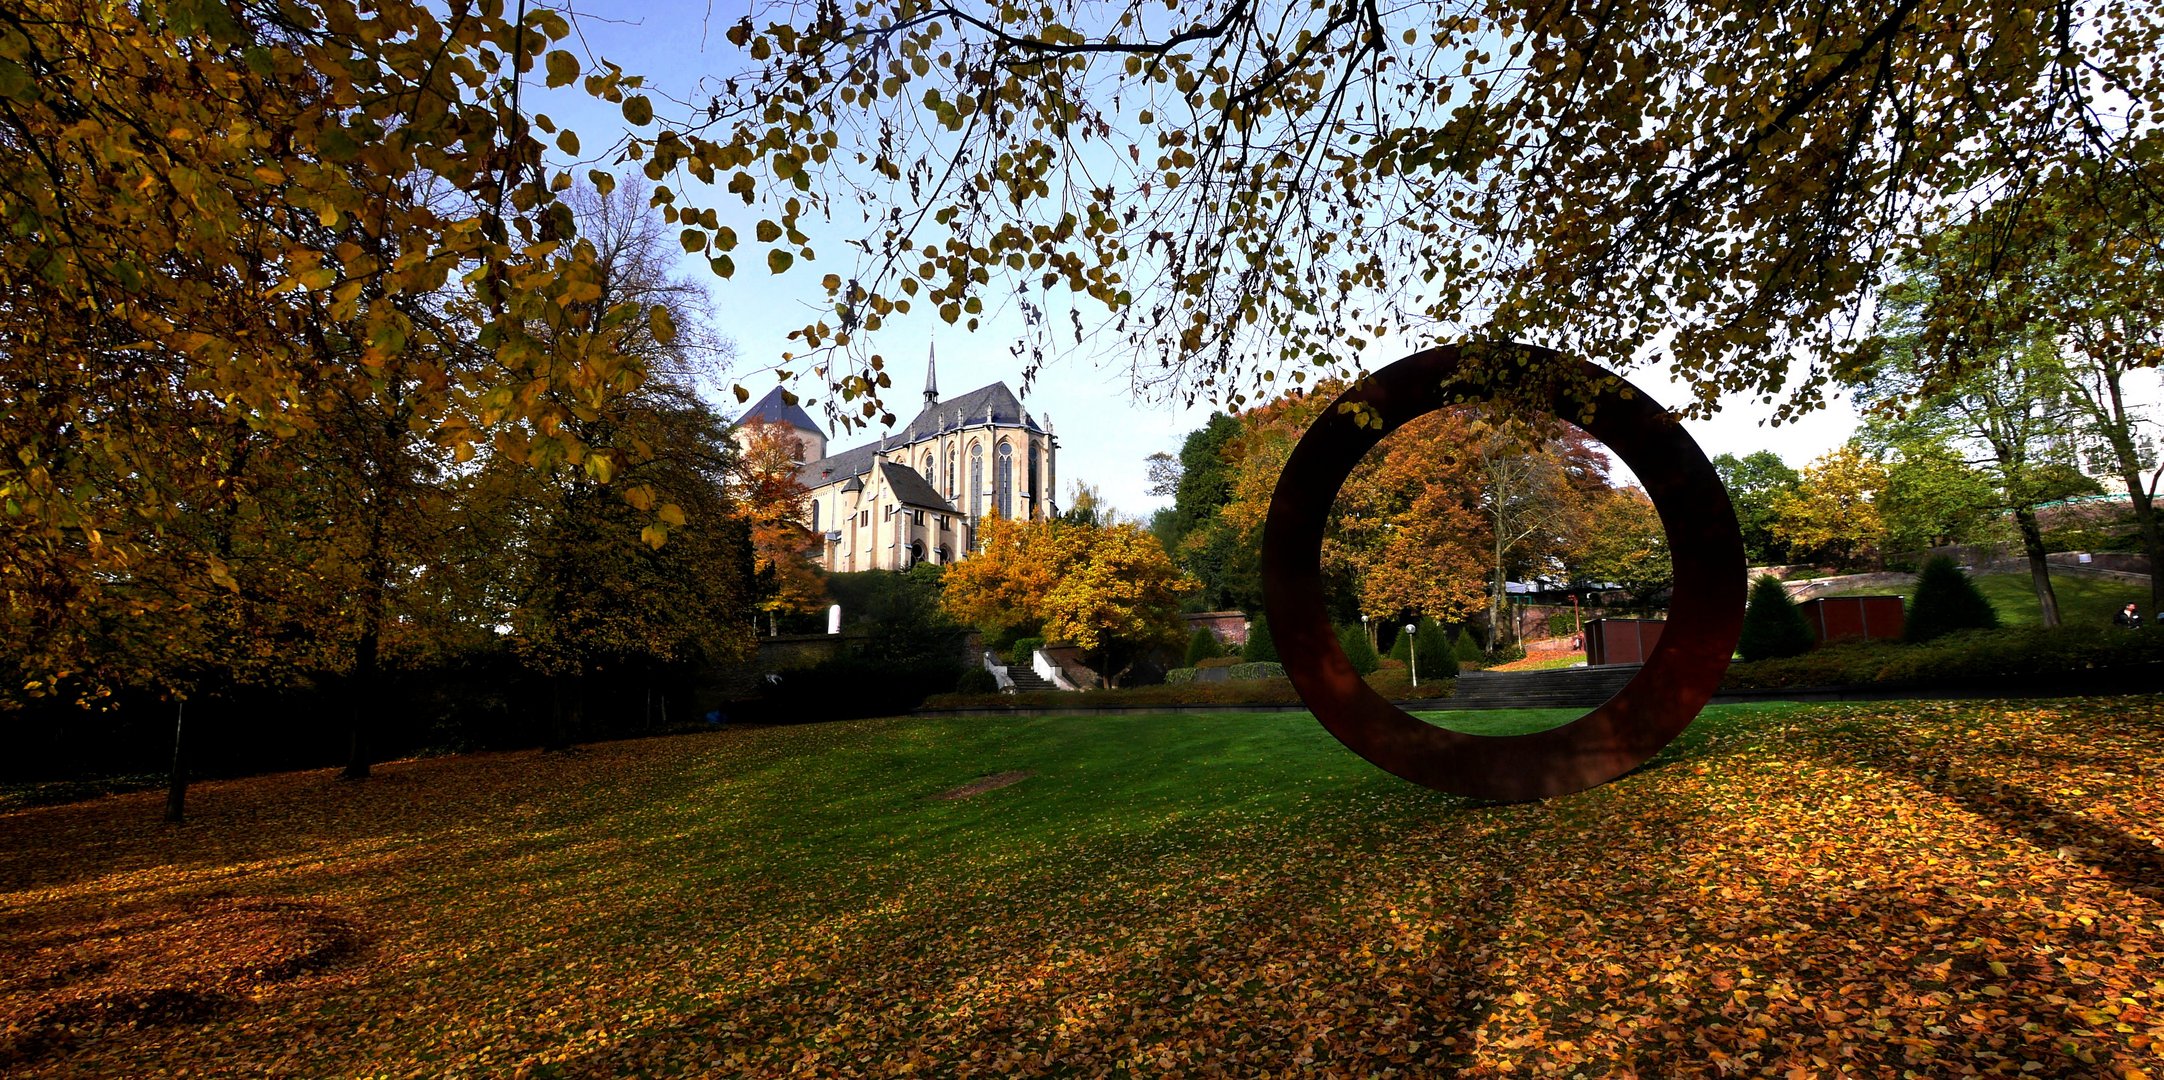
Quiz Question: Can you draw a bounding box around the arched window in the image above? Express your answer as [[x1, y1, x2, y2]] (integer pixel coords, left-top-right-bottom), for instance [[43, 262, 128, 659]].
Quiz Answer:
[[909, 540, 925, 566], [811, 501, 819, 532], [936, 544, 951, 563], [946, 446, 957, 499], [920, 451, 933, 483], [996, 440, 1014, 519], [969, 442, 984, 519], [1026, 441, 1039, 516]]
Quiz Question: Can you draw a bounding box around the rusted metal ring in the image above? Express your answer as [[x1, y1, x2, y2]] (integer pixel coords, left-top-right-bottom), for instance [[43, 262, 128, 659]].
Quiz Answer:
[[1261, 344, 1745, 801]]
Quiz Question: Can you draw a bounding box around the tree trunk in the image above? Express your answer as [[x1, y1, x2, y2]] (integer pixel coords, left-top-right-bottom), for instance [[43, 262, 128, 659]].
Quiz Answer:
[[2012, 507, 2062, 628], [342, 623, 376, 780], [164, 698, 187, 823], [545, 674, 579, 752]]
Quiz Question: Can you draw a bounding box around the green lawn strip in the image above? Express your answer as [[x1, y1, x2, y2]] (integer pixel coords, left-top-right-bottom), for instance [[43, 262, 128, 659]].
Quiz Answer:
[[1821, 569, 2143, 628]]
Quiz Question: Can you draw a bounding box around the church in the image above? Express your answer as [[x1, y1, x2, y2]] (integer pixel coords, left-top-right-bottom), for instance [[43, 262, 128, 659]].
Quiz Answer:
[[737, 350, 1059, 572]]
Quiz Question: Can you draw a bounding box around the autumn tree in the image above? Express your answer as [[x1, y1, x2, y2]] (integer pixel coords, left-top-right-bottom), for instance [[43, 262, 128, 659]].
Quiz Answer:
[[1329, 410, 1490, 626], [941, 516, 1194, 685], [1, 4, 706, 798], [1771, 445, 1888, 572], [1862, 430, 2003, 555], [1568, 487, 1672, 609], [735, 418, 829, 634], [1472, 419, 1606, 650], [627, 0, 2160, 429]]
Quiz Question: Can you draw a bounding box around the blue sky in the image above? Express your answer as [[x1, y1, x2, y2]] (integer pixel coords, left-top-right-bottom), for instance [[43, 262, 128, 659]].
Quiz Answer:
[[539, 1, 1873, 513]]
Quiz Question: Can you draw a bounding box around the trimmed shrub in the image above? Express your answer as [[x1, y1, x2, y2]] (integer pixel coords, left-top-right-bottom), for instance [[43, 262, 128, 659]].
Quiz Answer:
[[954, 666, 1000, 694], [1243, 613, 1279, 662], [1413, 617, 1460, 679], [1453, 627, 1486, 666], [1183, 627, 1223, 667], [1227, 661, 1287, 681], [1738, 574, 1815, 661], [1387, 629, 1412, 662], [1007, 636, 1046, 668], [1904, 556, 1999, 642], [1336, 624, 1381, 675], [1164, 667, 1199, 685], [1723, 624, 2163, 691]]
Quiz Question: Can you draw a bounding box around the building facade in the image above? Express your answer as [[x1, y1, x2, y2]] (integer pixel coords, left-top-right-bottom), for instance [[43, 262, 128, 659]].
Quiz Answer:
[[737, 354, 1058, 573]]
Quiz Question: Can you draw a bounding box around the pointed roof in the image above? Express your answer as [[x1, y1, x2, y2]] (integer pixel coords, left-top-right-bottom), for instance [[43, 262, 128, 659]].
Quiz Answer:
[[739, 386, 826, 437], [796, 380, 1043, 490], [877, 460, 956, 513], [924, 343, 939, 405]]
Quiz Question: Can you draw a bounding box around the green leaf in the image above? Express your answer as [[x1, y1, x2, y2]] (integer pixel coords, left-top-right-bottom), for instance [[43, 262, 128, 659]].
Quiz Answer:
[[680, 228, 706, 252], [767, 249, 794, 274]]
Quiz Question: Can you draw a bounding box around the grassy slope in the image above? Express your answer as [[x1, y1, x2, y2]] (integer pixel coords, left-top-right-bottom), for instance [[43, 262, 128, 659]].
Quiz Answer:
[[1824, 569, 2143, 628], [4, 699, 2161, 1076]]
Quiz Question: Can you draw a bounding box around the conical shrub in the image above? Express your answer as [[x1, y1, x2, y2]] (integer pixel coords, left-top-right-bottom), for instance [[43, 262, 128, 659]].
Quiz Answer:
[[1183, 627, 1222, 667], [1242, 612, 1279, 662], [1335, 624, 1380, 675], [1738, 574, 1815, 661], [1904, 556, 1999, 642]]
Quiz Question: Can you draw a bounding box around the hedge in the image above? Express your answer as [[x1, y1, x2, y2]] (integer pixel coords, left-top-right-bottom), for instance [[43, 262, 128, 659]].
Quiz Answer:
[[1722, 625, 2164, 691]]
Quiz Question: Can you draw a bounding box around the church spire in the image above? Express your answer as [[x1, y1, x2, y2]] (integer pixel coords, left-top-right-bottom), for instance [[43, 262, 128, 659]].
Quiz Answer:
[[923, 342, 940, 406]]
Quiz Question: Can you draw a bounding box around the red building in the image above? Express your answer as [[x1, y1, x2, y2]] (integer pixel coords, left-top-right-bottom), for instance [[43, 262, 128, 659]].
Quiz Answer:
[[1585, 618, 1664, 665], [1796, 596, 1905, 644]]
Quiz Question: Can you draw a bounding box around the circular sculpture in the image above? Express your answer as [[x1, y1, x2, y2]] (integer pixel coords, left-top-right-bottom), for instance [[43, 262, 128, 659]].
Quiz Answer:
[[1261, 344, 1746, 801]]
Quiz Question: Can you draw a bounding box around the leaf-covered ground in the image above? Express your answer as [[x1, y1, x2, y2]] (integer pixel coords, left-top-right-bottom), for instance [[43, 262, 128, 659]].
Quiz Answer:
[[3, 699, 2161, 1077]]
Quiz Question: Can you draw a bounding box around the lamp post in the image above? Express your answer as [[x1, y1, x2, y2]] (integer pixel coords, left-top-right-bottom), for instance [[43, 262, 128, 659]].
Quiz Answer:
[[1361, 613, 1371, 650], [1405, 623, 1418, 687]]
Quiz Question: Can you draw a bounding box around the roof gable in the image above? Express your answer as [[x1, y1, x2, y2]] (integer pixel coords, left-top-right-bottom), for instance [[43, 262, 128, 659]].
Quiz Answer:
[[740, 386, 826, 437]]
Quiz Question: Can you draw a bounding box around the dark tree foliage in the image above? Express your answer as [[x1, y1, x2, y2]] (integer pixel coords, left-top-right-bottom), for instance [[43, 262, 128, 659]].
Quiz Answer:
[[1242, 612, 1279, 663], [1739, 575, 1816, 662], [1335, 624, 1380, 675], [1183, 627, 1223, 667], [1714, 451, 1805, 566], [1904, 556, 2001, 643]]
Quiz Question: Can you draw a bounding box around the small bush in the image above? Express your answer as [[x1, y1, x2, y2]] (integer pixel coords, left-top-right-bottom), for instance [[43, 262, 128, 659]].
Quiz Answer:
[[1376, 657, 1407, 671], [1453, 628, 1486, 666], [1007, 636, 1046, 668], [1243, 612, 1279, 662], [954, 666, 1000, 694], [1163, 667, 1198, 685], [1738, 574, 1815, 661], [1545, 611, 1577, 639], [1723, 624, 2163, 691], [1904, 556, 1999, 642], [1183, 628, 1222, 667], [1336, 624, 1381, 675], [1410, 617, 1460, 679], [1387, 629, 1412, 662]]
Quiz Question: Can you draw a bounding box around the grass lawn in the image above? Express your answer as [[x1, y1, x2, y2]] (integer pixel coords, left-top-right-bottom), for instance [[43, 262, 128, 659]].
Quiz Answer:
[[5, 698, 2163, 1076], [1825, 569, 2144, 628]]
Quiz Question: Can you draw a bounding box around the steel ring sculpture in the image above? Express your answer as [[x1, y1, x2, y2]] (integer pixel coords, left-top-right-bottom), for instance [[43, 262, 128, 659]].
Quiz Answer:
[[1261, 344, 1746, 801]]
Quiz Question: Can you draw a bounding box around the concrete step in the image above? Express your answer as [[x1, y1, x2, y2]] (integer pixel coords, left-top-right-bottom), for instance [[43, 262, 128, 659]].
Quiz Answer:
[[1006, 668, 1059, 693], [1434, 664, 1644, 710]]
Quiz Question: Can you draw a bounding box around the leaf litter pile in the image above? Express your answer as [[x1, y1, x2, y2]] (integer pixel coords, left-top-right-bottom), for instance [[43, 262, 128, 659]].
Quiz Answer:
[[2, 698, 2161, 1077]]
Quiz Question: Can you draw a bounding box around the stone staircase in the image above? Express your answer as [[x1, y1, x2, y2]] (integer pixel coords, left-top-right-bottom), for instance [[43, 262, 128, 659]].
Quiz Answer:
[[1431, 664, 1643, 710], [1005, 664, 1059, 693]]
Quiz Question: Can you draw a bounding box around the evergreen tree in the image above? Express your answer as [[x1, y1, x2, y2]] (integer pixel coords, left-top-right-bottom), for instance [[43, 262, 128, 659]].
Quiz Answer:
[[1738, 574, 1815, 661], [1242, 612, 1279, 662], [1413, 617, 1459, 679], [1904, 556, 2001, 642], [1335, 624, 1380, 675], [1183, 627, 1222, 667]]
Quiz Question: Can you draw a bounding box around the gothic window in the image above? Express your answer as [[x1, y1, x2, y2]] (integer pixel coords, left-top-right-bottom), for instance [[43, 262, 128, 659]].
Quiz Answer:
[[921, 451, 933, 483], [969, 442, 984, 519], [996, 441, 1014, 519], [936, 545, 951, 563], [811, 501, 819, 531], [909, 540, 925, 566], [946, 446, 957, 498], [1026, 442, 1039, 515]]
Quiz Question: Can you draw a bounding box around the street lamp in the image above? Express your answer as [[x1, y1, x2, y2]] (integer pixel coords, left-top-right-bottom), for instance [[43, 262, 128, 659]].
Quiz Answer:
[[1405, 622, 1418, 687], [1361, 613, 1371, 650]]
